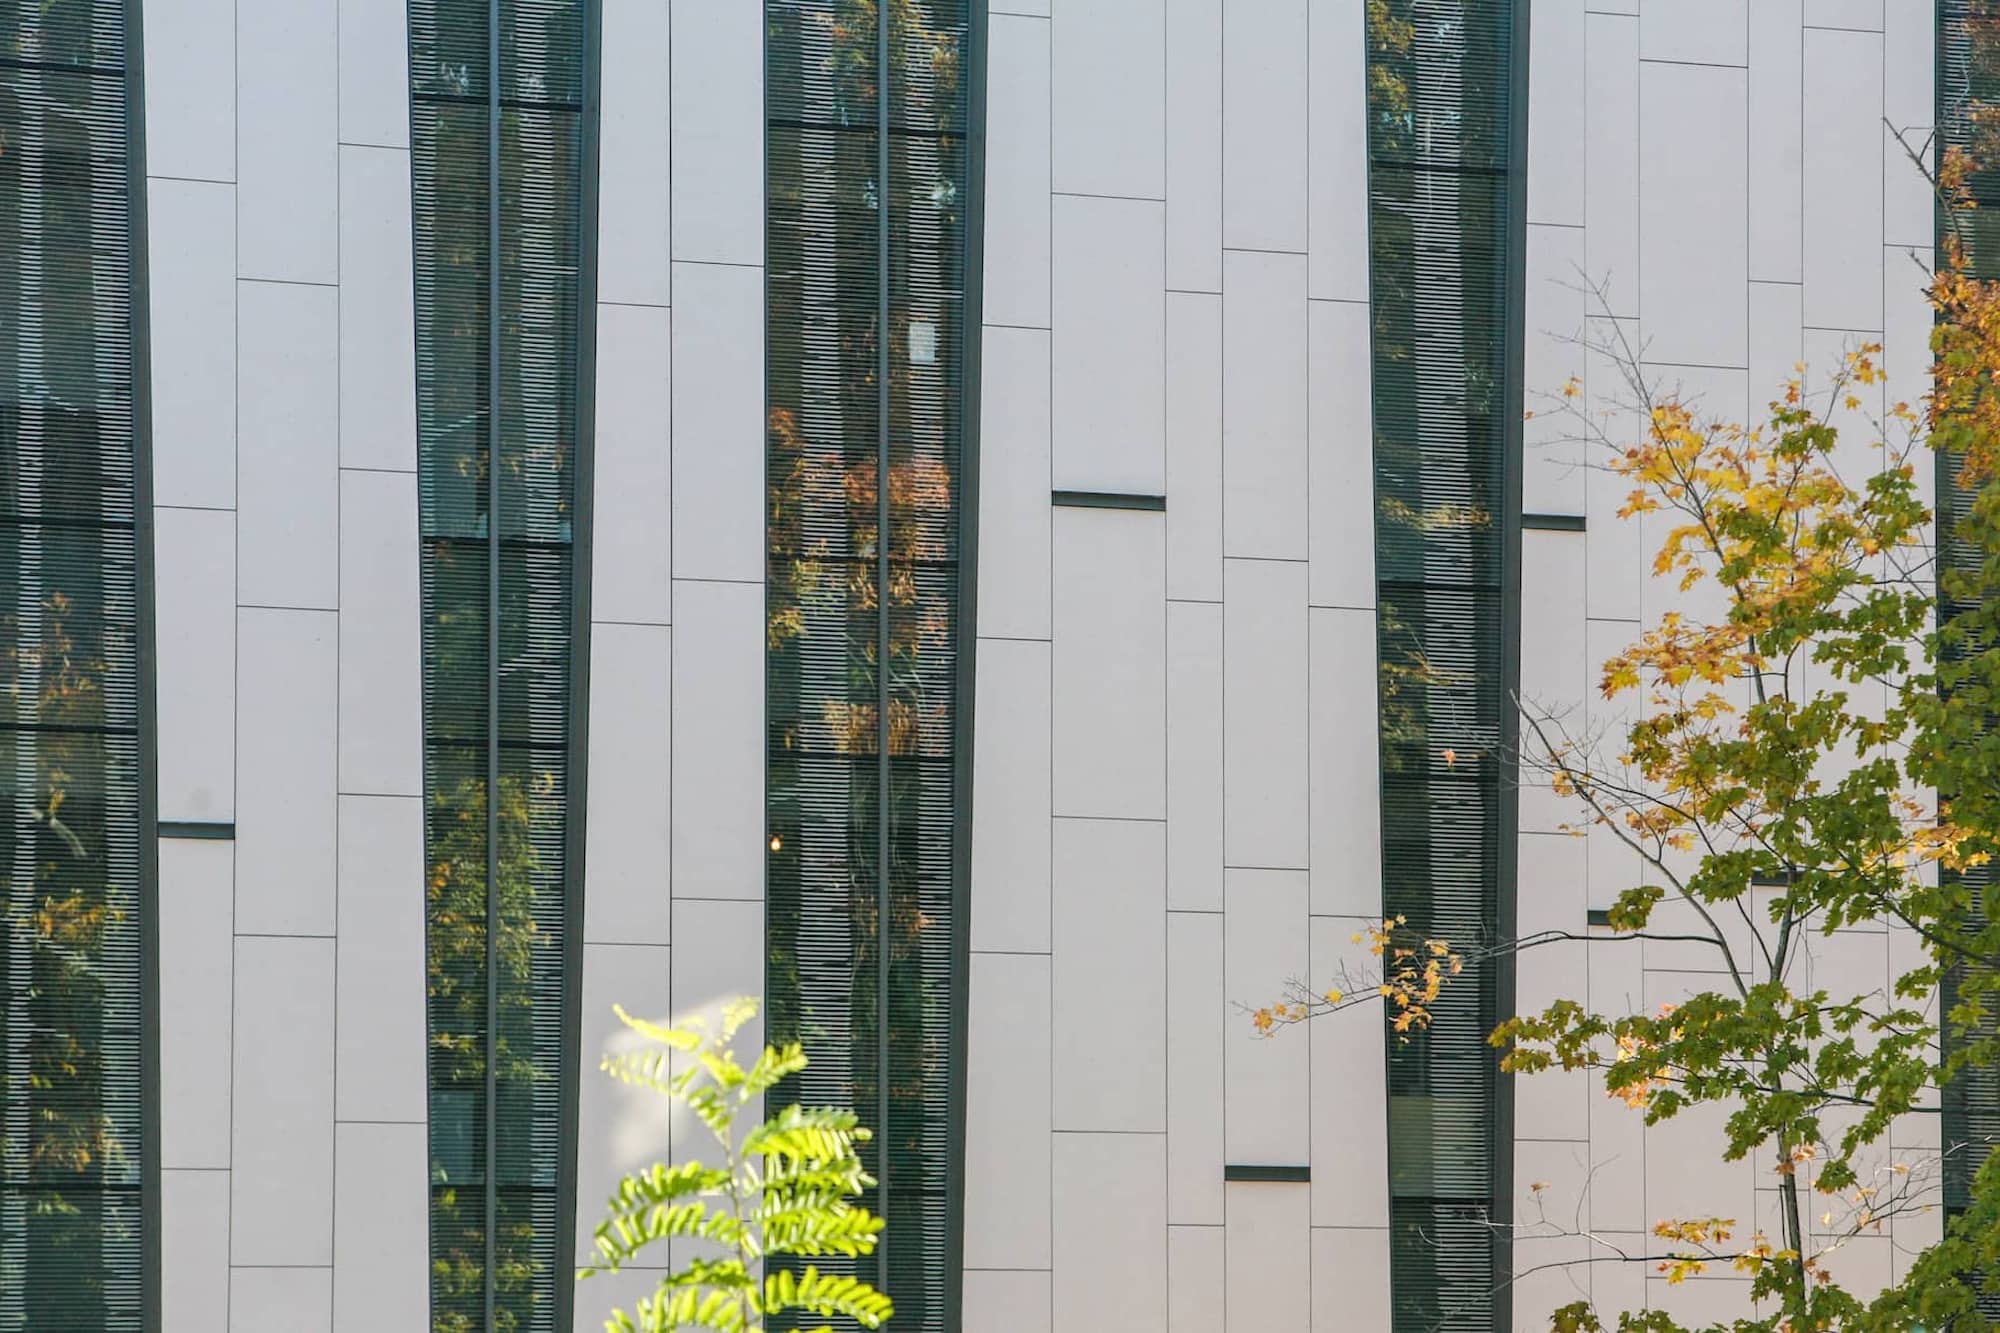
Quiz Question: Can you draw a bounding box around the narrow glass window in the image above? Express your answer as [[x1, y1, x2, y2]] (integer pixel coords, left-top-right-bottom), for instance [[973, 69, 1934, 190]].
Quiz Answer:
[[407, 2, 595, 1327], [1940, 3, 2000, 1263], [764, 3, 982, 1326], [1364, 3, 1525, 1327], [0, 1, 151, 1326]]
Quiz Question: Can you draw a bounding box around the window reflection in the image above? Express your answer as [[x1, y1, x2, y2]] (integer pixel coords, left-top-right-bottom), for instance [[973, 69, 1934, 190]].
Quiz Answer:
[[1939, 6, 2000, 1264], [1366, 2, 1517, 1328], [0, 3, 145, 1326], [409, 1, 585, 1328], [765, 2, 973, 1327]]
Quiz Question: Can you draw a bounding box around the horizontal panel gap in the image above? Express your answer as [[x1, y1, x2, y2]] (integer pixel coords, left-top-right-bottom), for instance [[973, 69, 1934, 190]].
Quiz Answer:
[[1224, 1164, 1311, 1183], [1052, 489, 1165, 512], [159, 821, 236, 841]]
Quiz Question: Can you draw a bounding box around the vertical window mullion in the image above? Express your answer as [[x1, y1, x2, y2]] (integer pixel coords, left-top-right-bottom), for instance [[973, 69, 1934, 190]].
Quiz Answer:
[[482, 3, 503, 1330], [874, 0, 895, 1301]]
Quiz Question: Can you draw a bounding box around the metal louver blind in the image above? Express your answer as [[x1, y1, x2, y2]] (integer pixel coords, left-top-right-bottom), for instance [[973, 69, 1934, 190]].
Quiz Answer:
[[1938, 7, 2000, 1271], [409, 1, 593, 1328], [1364, 2, 1523, 1328], [0, 2, 149, 1328], [765, 2, 978, 1327]]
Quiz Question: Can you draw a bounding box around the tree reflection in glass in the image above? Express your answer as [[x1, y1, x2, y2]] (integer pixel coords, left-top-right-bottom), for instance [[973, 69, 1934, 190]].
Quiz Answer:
[[0, 2, 145, 1326], [765, 1, 973, 1326]]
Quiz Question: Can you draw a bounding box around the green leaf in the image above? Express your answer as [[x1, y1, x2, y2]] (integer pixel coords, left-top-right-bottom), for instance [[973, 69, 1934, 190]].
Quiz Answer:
[[742, 1042, 811, 1098], [600, 1047, 680, 1097], [741, 1104, 866, 1164], [587, 998, 891, 1333], [613, 1005, 703, 1053], [759, 1265, 894, 1329]]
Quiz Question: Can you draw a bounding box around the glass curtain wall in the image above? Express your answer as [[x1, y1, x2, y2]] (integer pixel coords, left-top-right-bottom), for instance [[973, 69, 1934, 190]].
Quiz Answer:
[[765, 2, 980, 1327], [1940, 0, 2000, 1250], [0, 1, 151, 1327], [407, 1, 594, 1329], [1363, 2, 1524, 1328]]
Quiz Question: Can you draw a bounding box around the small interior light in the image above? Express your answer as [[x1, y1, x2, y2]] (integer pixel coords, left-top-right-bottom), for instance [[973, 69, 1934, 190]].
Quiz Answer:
[[769, 834, 783, 853]]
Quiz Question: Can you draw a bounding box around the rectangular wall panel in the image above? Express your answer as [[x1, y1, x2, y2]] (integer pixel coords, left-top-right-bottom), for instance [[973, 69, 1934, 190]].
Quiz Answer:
[[670, 0, 759, 264], [238, 282, 340, 610], [1750, 0, 1804, 282], [671, 580, 761, 900], [334, 795, 427, 1123], [1225, 870, 1310, 1164], [1052, 1133, 1167, 1331], [1052, 196, 1167, 494], [1052, 509, 1166, 820], [1639, 63, 1748, 367], [159, 842, 235, 1170], [332, 1122, 428, 1331], [1311, 917, 1389, 1229], [1168, 1224, 1225, 1333], [1308, 0, 1369, 302], [235, 609, 337, 936], [1166, 0, 1221, 292], [1051, 0, 1165, 198], [986, 14, 1053, 329], [1308, 298, 1376, 610], [598, 0, 671, 307], [977, 326, 1053, 640], [1225, 1183, 1312, 1333], [583, 623, 673, 943], [337, 146, 419, 471], [1308, 608, 1383, 918], [237, 0, 338, 283], [1804, 27, 1886, 333], [337, 471, 423, 797], [1167, 601, 1223, 913], [1053, 819, 1166, 1133], [670, 264, 762, 585], [230, 1269, 332, 1333], [231, 937, 336, 1267], [147, 0, 236, 179], [155, 508, 237, 823], [1221, 250, 1308, 561], [163, 1170, 232, 1333], [148, 180, 237, 508], [1166, 911, 1224, 1224], [964, 953, 1053, 1270], [592, 303, 673, 627], [1220, 0, 1307, 252], [970, 638, 1052, 953], [1166, 292, 1222, 601], [1222, 558, 1308, 870], [339, 0, 410, 147], [575, 943, 673, 1273]]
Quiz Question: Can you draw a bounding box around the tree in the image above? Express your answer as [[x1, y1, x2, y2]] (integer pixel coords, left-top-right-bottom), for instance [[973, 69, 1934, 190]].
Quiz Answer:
[[577, 998, 895, 1333], [1258, 220, 2000, 1326]]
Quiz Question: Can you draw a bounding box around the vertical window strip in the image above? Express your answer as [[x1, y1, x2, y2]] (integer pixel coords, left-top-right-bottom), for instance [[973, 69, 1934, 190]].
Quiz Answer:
[[406, 2, 594, 1329], [764, 3, 980, 1327], [1939, 1, 2000, 1248], [1363, 3, 1525, 1328], [0, 1, 151, 1327]]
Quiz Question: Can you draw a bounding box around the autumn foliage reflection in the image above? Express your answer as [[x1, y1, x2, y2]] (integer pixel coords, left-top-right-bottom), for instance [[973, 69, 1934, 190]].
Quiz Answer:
[[764, 1, 971, 1326]]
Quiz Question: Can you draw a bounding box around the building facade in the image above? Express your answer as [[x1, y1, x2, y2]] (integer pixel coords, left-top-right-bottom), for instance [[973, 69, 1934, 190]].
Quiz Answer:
[[0, 0, 1952, 1330]]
